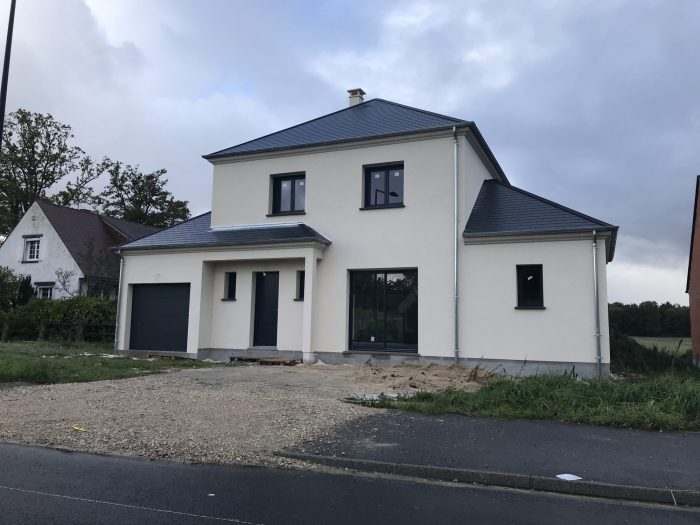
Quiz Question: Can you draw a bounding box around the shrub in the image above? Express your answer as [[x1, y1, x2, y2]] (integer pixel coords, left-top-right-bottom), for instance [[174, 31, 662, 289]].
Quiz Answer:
[[610, 329, 696, 375], [0, 297, 116, 342]]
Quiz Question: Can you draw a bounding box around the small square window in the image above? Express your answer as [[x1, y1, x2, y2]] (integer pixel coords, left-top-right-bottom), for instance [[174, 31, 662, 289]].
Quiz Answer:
[[37, 286, 52, 299], [295, 270, 305, 301], [271, 173, 305, 214], [363, 164, 404, 208], [23, 239, 40, 261], [516, 265, 544, 309], [224, 272, 236, 300]]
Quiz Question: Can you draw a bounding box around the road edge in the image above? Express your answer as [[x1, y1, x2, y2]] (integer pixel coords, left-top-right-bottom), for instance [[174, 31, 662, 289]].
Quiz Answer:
[[278, 451, 700, 507]]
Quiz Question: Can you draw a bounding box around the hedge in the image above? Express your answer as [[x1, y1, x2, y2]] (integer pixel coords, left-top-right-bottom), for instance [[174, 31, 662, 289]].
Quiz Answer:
[[0, 297, 116, 342]]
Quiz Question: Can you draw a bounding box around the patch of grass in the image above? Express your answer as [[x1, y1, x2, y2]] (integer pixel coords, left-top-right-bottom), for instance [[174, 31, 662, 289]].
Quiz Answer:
[[356, 374, 700, 432], [0, 341, 220, 384]]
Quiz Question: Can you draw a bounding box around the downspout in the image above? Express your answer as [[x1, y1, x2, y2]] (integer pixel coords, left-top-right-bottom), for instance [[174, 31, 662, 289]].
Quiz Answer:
[[453, 126, 460, 362], [592, 231, 602, 378], [114, 252, 124, 354]]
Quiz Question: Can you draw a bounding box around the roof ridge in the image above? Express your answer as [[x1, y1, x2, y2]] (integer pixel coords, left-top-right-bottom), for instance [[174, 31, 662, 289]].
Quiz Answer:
[[37, 200, 160, 231], [203, 98, 467, 159], [485, 179, 614, 228]]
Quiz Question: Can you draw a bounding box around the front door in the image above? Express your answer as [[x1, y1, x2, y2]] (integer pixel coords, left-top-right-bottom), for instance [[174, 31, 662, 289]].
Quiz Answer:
[[253, 272, 279, 347]]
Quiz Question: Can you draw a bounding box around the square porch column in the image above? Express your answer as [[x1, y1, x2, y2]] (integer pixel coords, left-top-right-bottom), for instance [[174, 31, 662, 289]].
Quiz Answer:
[[302, 250, 319, 364]]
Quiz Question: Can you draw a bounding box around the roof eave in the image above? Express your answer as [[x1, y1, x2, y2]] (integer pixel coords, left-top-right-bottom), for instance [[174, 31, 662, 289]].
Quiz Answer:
[[463, 226, 619, 262], [115, 238, 331, 254], [202, 125, 462, 162]]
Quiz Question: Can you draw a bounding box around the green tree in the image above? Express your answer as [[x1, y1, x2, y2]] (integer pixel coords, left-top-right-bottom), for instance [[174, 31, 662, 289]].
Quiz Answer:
[[0, 266, 31, 311], [0, 109, 77, 233], [98, 162, 190, 227]]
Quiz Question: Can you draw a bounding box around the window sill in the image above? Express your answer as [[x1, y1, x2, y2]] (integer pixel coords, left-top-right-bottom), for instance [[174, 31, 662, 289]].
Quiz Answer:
[[266, 211, 306, 217], [221, 298, 236, 302], [359, 204, 405, 211], [21, 260, 40, 264], [515, 306, 546, 310]]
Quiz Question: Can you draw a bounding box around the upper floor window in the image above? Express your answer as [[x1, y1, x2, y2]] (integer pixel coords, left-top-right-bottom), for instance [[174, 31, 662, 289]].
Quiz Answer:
[[271, 173, 305, 215], [363, 164, 404, 209], [23, 238, 40, 262], [516, 264, 544, 309]]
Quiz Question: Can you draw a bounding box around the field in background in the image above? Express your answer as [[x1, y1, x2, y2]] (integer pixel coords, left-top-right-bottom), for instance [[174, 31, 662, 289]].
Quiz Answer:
[[631, 336, 691, 354]]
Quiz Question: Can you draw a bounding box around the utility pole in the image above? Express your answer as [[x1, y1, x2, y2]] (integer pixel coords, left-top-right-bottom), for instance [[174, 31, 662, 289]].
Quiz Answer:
[[0, 0, 16, 145]]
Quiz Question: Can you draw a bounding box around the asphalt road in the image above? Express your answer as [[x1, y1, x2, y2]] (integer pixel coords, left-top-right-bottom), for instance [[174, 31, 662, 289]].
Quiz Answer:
[[295, 412, 700, 490], [0, 443, 697, 525]]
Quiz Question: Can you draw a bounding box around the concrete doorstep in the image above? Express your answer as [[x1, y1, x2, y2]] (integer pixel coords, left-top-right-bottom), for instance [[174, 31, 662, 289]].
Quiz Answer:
[[278, 451, 700, 508]]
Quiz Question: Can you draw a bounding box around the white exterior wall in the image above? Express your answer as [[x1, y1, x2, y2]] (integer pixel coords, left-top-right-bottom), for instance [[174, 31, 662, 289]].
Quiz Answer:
[[117, 247, 313, 354], [118, 131, 612, 371], [461, 238, 610, 365], [209, 134, 490, 357], [209, 260, 304, 350], [0, 202, 83, 298]]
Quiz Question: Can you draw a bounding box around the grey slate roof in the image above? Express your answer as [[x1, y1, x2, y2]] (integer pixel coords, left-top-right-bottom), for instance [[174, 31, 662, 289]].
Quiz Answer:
[[464, 180, 618, 260], [204, 99, 465, 159], [36, 201, 160, 279], [116, 212, 331, 252]]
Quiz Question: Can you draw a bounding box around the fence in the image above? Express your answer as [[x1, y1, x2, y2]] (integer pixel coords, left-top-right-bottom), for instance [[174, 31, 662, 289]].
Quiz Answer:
[[1, 320, 115, 343]]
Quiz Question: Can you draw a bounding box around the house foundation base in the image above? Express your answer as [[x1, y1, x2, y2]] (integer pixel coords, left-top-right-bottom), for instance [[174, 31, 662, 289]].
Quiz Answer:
[[198, 348, 609, 378], [315, 352, 609, 379], [199, 348, 303, 362]]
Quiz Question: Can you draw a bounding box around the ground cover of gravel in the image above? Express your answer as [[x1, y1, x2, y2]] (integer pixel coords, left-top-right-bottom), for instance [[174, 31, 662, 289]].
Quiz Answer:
[[0, 363, 480, 466]]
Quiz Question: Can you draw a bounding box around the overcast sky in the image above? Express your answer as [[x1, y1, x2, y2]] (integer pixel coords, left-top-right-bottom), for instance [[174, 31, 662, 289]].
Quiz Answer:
[[1, 0, 698, 304]]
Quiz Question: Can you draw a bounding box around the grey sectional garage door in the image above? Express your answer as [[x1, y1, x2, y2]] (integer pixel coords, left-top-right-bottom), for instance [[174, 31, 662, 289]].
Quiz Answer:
[[130, 284, 190, 352]]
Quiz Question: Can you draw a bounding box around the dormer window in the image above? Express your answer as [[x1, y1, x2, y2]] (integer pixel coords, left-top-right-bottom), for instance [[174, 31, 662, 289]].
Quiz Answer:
[[270, 173, 305, 215], [22, 236, 41, 262]]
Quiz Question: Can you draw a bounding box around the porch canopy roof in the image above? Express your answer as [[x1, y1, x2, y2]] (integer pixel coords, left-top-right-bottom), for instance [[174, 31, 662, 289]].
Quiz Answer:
[[115, 212, 331, 253]]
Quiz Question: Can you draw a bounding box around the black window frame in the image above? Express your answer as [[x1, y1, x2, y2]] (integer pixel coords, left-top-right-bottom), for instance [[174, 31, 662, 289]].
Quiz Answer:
[[269, 173, 306, 216], [515, 264, 545, 309], [222, 272, 237, 301], [348, 268, 418, 352], [361, 163, 405, 210], [294, 270, 305, 301]]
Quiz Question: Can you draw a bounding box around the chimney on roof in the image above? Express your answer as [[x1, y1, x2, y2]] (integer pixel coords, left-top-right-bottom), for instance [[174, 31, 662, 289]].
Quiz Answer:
[[348, 88, 366, 107]]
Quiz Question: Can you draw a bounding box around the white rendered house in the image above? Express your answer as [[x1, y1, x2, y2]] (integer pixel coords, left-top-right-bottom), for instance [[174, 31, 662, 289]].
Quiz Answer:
[[0, 201, 158, 299], [116, 90, 618, 377]]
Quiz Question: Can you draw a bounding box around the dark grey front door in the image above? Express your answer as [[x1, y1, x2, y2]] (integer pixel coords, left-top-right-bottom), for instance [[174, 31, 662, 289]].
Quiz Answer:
[[253, 272, 279, 347], [130, 283, 190, 351]]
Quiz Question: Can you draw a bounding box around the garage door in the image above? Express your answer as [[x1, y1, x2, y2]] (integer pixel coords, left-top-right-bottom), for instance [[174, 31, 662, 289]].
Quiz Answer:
[[129, 283, 190, 352]]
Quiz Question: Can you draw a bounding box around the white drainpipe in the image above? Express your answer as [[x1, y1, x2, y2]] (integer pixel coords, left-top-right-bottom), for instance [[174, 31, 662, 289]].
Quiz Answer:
[[592, 231, 602, 378], [453, 126, 460, 362], [114, 253, 124, 354]]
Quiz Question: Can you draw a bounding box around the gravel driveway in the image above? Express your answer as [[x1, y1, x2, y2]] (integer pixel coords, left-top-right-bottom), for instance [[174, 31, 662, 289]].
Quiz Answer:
[[0, 363, 479, 466]]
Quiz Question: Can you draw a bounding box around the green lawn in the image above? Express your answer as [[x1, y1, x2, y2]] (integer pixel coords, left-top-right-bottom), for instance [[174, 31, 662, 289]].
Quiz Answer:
[[631, 336, 691, 354], [354, 374, 700, 432], [0, 341, 221, 384]]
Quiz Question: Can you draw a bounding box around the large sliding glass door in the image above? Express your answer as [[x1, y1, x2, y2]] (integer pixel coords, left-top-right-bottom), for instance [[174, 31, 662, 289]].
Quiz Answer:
[[349, 270, 418, 351]]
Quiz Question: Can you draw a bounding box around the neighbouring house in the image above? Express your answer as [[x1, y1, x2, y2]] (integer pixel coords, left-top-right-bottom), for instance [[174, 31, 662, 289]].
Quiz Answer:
[[687, 176, 700, 367], [115, 89, 618, 377], [0, 201, 160, 299]]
